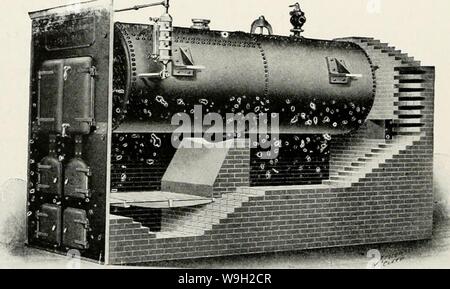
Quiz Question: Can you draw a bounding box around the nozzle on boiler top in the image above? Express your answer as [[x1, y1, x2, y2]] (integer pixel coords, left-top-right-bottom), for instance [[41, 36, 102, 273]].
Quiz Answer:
[[290, 2, 306, 37]]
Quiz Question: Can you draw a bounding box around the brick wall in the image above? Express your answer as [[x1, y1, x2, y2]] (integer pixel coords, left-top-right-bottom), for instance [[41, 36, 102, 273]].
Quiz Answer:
[[108, 64, 435, 265], [109, 143, 433, 264], [111, 207, 162, 232], [213, 140, 251, 198]]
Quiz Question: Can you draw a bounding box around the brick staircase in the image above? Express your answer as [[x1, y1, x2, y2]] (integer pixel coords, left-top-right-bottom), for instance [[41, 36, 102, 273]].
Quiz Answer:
[[336, 37, 421, 122], [110, 214, 157, 238], [323, 134, 421, 187], [155, 188, 265, 239], [337, 37, 421, 66], [322, 37, 431, 188]]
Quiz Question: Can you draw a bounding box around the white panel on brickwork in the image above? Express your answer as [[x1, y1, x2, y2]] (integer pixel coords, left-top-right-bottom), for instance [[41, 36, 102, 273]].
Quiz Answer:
[[110, 191, 213, 209], [162, 138, 233, 186]]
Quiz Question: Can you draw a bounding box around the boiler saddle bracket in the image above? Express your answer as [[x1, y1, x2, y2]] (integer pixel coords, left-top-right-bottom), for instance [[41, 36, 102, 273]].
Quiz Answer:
[[326, 57, 363, 84]]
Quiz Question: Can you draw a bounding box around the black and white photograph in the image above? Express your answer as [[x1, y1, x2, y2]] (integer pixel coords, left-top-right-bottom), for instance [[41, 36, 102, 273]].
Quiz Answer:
[[0, 0, 449, 275]]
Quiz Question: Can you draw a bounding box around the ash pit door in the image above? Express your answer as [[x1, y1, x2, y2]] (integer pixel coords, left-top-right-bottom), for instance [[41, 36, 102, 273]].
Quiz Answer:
[[36, 204, 62, 246], [65, 158, 92, 199], [63, 208, 90, 250], [37, 156, 63, 197]]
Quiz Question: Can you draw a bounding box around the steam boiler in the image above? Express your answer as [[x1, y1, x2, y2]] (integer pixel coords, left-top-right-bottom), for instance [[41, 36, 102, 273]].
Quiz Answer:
[[112, 21, 376, 134], [26, 0, 435, 265]]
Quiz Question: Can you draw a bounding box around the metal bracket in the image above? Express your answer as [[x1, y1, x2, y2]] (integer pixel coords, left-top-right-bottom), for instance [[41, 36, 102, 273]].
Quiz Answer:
[[74, 240, 89, 248], [172, 47, 205, 77], [49, 134, 57, 157], [88, 66, 96, 128], [36, 212, 49, 218], [74, 219, 89, 227], [74, 135, 84, 157], [36, 231, 49, 238], [36, 118, 55, 126], [94, 122, 108, 135], [326, 57, 362, 84], [38, 70, 54, 79], [75, 188, 91, 197], [75, 167, 92, 177], [37, 184, 51, 191], [37, 164, 52, 171]]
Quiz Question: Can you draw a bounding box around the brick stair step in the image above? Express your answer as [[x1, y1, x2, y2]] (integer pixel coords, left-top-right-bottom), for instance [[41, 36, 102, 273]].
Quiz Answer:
[[387, 49, 402, 55], [160, 225, 205, 235], [332, 156, 367, 161], [365, 39, 380, 44], [381, 47, 395, 53], [395, 53, 409, 59], [188, 216, 219, 223], [372, 43, 390, 49], [206, 205, 239, 214], [213, 196, 244, 203], [332, 151, 378, 157], [180, 211, 227, 222], [323, 180, 351, 187], [156, 232, 196, 239], [166, 213, 218, 224], [406, 61, 421, 66], [344, 166, 361, 172], [338, 171, 361, 177], [330, 176, 350, 181], [401, 56, 417, 63], [173, 221, 211, 230], [235, 188, 264, 196], [357, 156, 374, 162], [351, 162, 367, 167], [371, 148, 387, 153]]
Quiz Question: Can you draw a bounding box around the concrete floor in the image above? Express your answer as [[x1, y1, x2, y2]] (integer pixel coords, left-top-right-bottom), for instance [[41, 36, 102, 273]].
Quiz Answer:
[[1, 217, 449, 269]]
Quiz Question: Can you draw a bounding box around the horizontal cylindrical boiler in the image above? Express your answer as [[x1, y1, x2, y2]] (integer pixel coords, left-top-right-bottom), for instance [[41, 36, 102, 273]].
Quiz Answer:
[[113, 22, 375, 134]]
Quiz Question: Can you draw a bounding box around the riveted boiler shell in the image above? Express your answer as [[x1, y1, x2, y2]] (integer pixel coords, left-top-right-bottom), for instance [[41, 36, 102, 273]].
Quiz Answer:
[[113, 23, 375, 134]]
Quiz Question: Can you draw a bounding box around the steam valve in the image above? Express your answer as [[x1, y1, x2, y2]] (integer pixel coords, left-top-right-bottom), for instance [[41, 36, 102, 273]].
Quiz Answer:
[[290, 2, 306, 37]]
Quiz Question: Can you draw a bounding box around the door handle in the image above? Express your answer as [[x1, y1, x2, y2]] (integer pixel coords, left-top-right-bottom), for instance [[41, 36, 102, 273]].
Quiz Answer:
[[62, 123, 71, 138], [63, 66, 72, 81]]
